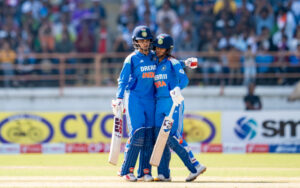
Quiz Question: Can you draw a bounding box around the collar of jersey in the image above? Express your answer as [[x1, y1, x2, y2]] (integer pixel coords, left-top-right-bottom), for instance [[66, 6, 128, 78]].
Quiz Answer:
[[158, 57, 168, 66], [135, 50, 151, 57]]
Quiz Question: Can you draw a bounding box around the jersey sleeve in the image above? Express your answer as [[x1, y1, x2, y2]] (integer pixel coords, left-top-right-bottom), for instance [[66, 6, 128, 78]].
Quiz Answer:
[[170, 58, 189, 90], [179, 60, 186, 68], [116, 55, 133, 99]]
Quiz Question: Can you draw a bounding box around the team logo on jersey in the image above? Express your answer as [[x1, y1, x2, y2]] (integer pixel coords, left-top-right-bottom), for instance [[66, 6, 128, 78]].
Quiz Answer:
[[161, 65, 166, 71], [140, 60, 144, 63], [142, 31, 147, 37], [179, 69, 184, 74]]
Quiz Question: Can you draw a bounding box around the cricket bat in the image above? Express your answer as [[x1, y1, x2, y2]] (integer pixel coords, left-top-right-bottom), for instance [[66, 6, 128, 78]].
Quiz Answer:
[[150, 103, 177, 167], [108, 108, 123, 165]]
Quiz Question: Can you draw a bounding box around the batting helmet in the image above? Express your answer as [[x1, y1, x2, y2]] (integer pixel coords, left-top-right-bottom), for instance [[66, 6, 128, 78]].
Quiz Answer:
[[132, 25, 153, 40], [153, 33, 174, 50]]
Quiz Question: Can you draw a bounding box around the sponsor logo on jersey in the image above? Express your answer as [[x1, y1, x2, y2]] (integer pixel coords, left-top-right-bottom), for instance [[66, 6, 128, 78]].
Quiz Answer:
[[142, 72, 155, 78], [154, 74, 167, 81], [155, 80, 167, 88], [140, 65, 156, 72]]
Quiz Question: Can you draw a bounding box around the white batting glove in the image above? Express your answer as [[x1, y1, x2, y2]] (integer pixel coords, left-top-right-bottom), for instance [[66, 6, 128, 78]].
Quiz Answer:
[[185, 57, 198, 69], [170, 87, 184, 106], [111, 98, 123, 116]]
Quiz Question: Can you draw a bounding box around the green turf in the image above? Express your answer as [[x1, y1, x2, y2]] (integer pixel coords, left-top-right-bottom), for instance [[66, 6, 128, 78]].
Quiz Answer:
[[0, 153, 300, 177]]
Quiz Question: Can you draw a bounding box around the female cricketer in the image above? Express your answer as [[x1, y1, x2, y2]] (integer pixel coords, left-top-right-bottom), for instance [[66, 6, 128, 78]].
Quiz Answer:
[[152, 33, 206, 182]]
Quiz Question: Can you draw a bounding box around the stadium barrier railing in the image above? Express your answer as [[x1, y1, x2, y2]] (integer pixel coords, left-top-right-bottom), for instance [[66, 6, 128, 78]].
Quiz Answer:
[[0, 51, 299, 90]]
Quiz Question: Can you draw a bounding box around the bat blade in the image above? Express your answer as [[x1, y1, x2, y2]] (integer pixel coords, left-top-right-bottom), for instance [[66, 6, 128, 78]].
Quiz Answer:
[[108, 115, 123, 165], [150, 116, 174, 166]]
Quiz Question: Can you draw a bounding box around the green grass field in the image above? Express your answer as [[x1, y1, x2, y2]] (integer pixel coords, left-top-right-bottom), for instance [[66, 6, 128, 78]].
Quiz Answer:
[[0, 153, 300, 187]]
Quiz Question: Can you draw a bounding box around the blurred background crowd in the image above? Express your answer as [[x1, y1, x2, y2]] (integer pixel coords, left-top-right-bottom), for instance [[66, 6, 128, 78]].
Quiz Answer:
[[0, 0, 300, 87]]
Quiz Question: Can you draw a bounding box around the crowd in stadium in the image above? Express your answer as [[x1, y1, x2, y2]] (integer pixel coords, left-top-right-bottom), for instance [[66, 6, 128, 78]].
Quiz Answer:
[[0, 0, 300, 87]]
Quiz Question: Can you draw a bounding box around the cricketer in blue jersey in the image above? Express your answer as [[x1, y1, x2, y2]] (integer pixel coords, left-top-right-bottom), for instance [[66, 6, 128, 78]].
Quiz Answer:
[[153, 34, 206, 182], [114, 25, 156, 182]]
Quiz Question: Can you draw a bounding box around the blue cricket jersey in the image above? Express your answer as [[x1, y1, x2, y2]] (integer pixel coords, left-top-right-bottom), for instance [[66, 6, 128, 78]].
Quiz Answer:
[[117, 50, 157, 99], [154, 57, 189, 98]]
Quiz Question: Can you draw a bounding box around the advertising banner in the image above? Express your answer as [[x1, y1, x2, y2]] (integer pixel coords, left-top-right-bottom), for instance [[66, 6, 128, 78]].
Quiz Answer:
[[222, 111, 300, 144], [0, 112, 221, 144], [0, 113, 126, 144], [183, 112, 221, 144]]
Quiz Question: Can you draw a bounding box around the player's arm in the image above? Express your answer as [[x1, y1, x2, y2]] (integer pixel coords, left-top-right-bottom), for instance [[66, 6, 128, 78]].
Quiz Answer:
[[170, 58, 189, 90], [116, 55, 132, 99], [169, 58, 188, 106]]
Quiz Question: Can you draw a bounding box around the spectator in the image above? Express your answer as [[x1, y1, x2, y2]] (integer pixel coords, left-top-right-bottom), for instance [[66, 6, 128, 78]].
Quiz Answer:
[[275, 34, 290, 85], [243, 45, 256, 85], [255, 43, 274, 84], [213, 0, 237, 15], [75, 22, 94, 53], [90, 0, 107, 20], [291, 0, 300, 24], [244, 82, 262, 110], [227, 45, 241, 85], [289, 26, 300, 51], [256, 27, 276, 51], [0, 41, 16, 87], [176, 20, 198, 52], [53, 13, 77, 43], [117, 0, 138, 31], [276, 3, 297, 41], [255, 3, 274, 35], [177, 0, 197, 25], [202, 39, 222, 85], [137, 0, 156, 25], [194, 0, 214, 17], [38, 19, 55, 52], [156, 0, 178, 26], [95, 19, 110, 53], [55, 29, 74, 53], [16, 42, 35, 87]]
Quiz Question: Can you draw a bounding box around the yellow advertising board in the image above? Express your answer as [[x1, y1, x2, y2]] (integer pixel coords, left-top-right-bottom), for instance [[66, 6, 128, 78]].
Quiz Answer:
[[183, 112, 221, 144], [0, 112, 221, 144]]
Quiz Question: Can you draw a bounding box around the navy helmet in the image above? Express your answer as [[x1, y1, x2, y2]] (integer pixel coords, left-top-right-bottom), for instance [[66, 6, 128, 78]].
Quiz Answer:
[[153, 34, 174, 50], [132, 25, 153, 40]]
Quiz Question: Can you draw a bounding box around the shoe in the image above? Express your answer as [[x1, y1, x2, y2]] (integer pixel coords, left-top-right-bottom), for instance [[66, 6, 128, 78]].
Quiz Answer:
[[123, 173, 137, 182], [185, 164, 206, 182], [138, 174, 154, 182], [154, 174, 171, 182]]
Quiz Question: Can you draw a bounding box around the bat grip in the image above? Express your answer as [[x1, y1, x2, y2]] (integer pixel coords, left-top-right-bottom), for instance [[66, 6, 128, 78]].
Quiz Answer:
[[167, 103, 177, 119]]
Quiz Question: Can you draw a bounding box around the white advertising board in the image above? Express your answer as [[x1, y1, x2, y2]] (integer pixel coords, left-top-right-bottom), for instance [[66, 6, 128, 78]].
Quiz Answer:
[[222, 111, 300, 144]]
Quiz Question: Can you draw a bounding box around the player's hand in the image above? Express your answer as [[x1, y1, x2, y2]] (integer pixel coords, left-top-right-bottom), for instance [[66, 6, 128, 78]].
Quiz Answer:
[[185, 57, 198, 69], [170, 87, 184, 106], [111, 98, 123, 116]]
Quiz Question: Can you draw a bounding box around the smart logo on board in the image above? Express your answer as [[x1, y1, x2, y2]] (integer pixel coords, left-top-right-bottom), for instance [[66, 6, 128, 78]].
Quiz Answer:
[[0, 114, 54, 144], [234, 117, 257, 140]]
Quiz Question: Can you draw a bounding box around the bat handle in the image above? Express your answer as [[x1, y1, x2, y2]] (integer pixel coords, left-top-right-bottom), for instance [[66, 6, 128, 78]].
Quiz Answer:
[[167, 103, 177, 119]]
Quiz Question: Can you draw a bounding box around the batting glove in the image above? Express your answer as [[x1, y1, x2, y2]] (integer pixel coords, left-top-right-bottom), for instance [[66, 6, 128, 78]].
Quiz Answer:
[[170, 87, 184, 106], [111, 98, 123, 116], [185, 57, 198, 69]]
